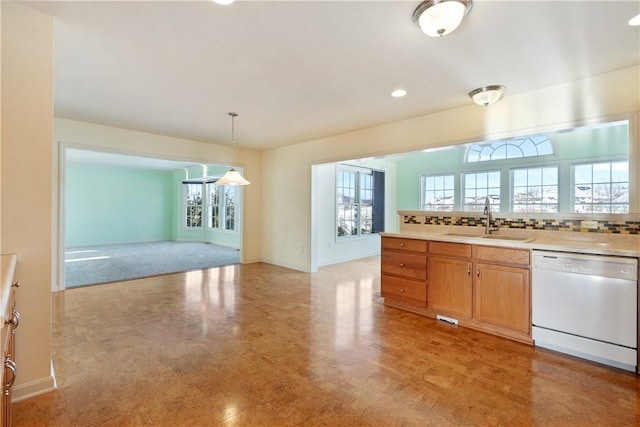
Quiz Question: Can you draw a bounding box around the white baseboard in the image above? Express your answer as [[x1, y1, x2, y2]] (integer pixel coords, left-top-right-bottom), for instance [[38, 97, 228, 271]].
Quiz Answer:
[[317, 251, 380, 268], [13, 374, 57, 402]]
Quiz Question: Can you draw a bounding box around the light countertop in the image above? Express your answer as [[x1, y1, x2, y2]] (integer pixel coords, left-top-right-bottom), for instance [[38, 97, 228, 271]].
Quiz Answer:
[[382, 226, 640, 258]]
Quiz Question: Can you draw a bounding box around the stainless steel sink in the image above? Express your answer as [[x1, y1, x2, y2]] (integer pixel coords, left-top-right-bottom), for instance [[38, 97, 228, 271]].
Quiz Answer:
[[442, 232, 483, 238], [441, 232, 534, 242], [481, 235, 534, 242]]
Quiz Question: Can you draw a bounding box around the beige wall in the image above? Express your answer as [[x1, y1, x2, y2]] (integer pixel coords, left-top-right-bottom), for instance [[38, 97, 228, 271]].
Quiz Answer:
[[263, 66, 640, 272], [1, 3, 56, 399]]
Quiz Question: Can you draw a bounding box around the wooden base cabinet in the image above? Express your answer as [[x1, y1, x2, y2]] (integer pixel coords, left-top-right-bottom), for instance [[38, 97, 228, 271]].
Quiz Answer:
[[381, 236, 532, 344]]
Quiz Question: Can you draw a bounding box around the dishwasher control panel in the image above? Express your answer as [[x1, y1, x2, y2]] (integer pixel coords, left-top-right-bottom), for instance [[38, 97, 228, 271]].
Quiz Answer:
[[533, 251, 637, 280]]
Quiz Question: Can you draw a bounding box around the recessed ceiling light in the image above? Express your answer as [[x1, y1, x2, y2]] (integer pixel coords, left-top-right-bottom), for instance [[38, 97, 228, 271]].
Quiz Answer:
[[391, 89, 407, 98], [212, 0, 235, 5], [629, 13, 640, 26]]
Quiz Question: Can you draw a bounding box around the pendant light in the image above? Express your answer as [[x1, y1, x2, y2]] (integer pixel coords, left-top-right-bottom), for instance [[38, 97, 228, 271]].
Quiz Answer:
[[216, 112, 250, 186]]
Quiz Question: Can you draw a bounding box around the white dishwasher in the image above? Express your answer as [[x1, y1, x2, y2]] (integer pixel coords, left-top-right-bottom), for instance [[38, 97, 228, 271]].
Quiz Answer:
[[532, 250, 638, 372]]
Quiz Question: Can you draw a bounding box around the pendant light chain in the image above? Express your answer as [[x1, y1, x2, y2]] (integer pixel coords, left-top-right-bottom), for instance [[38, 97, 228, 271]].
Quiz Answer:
[[229, 112, 238, 167], [216, 111, 249, 185]]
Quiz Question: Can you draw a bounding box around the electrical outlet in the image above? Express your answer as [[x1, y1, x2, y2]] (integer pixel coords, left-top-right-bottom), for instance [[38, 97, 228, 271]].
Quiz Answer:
[[581, 220, 599, 230]]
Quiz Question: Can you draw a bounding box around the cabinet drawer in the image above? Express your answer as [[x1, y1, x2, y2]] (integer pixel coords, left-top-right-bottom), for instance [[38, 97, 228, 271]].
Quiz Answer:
[[429, 241, 472, 258], [476, 246, 530, 266], [382, 237, 427, 253], [381, 275, 426, 305], [382, 251, 427, 280]]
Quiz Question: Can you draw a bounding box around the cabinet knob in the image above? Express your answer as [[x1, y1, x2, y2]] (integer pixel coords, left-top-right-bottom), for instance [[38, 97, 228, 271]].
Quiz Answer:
[[399, 263, 405, 267], [400, 288, 405, 292], [400, 243, 405, 247]]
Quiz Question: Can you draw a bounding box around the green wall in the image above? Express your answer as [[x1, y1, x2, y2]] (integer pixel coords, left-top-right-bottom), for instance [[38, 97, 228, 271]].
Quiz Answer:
[[66, 163, 175, 247], [396, 122, 629, 210], [396, 147, 464, 210]]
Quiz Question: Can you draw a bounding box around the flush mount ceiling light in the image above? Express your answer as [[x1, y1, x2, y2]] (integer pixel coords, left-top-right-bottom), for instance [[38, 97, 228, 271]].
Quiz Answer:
[[216, 112, 250, 186], [212, 0, 234, 5], [391, 89, 407, 98], [468, 85, 506, 106], [630, 13, 640, 26], [412, 0, 473, 37]]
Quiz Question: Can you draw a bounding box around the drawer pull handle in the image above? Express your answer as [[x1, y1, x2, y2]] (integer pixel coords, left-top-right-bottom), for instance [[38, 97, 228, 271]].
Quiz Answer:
[[4, 357, 16, 392], [477, 267, 481, 277]]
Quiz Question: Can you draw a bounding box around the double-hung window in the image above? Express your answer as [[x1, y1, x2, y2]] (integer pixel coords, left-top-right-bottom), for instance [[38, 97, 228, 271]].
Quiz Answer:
[[336, 167, 384, 237], [206, 183, 237, 231], [184, 183, 203, 228], [222, 186, 237, 230], [183, 181, 238, 232]]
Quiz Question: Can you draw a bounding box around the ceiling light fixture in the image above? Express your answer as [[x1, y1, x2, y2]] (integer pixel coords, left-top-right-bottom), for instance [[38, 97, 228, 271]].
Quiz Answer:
[[629, 13, 640, 26], [216, 112, 250, 186], [468, 85, 506, 106], [212, 0, 235, 5], [412, 0, 473, 37]]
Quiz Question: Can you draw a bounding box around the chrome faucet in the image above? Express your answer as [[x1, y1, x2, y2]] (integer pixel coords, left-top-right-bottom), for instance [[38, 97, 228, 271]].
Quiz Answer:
[[483, 197, 498, 235]]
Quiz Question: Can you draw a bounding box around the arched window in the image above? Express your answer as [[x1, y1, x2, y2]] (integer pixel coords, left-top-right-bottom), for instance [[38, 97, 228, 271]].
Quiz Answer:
[[466, 136, 553, 163]]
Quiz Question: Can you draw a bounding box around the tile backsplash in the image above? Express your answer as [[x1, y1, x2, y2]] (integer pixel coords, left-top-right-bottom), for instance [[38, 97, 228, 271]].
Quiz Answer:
[[401, 213, 640, 235]]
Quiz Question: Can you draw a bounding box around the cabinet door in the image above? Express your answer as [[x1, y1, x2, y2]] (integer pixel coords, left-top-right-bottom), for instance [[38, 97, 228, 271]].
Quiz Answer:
[[428, 257, 473, 318], [475, 263, 530, 334]]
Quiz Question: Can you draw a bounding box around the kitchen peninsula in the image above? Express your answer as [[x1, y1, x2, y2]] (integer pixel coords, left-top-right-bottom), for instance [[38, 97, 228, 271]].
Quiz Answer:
[[381, 210, 640, 372]]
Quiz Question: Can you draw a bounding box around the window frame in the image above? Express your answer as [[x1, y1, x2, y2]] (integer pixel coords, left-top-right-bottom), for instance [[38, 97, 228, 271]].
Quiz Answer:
[[420, 173, 456, 212], [462, 170, 501, 212], [571, 160, 629, 213], [205, 182, 239, 232], [336, 166, 381, 239], [415, 121, 629, 214], [183, 182, 204, 229], [183, 180, 241, 233]]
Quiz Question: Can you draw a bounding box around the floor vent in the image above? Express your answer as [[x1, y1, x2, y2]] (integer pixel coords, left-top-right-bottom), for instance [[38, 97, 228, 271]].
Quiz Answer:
[[436, 314, 459, 326]]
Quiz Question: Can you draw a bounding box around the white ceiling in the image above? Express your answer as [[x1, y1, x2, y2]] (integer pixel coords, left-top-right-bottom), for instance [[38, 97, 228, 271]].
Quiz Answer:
[[23, 0, 640, 154]]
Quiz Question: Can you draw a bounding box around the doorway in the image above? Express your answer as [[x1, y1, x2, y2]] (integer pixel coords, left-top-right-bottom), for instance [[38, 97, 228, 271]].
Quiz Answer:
[[57, 145, 244, 289]]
